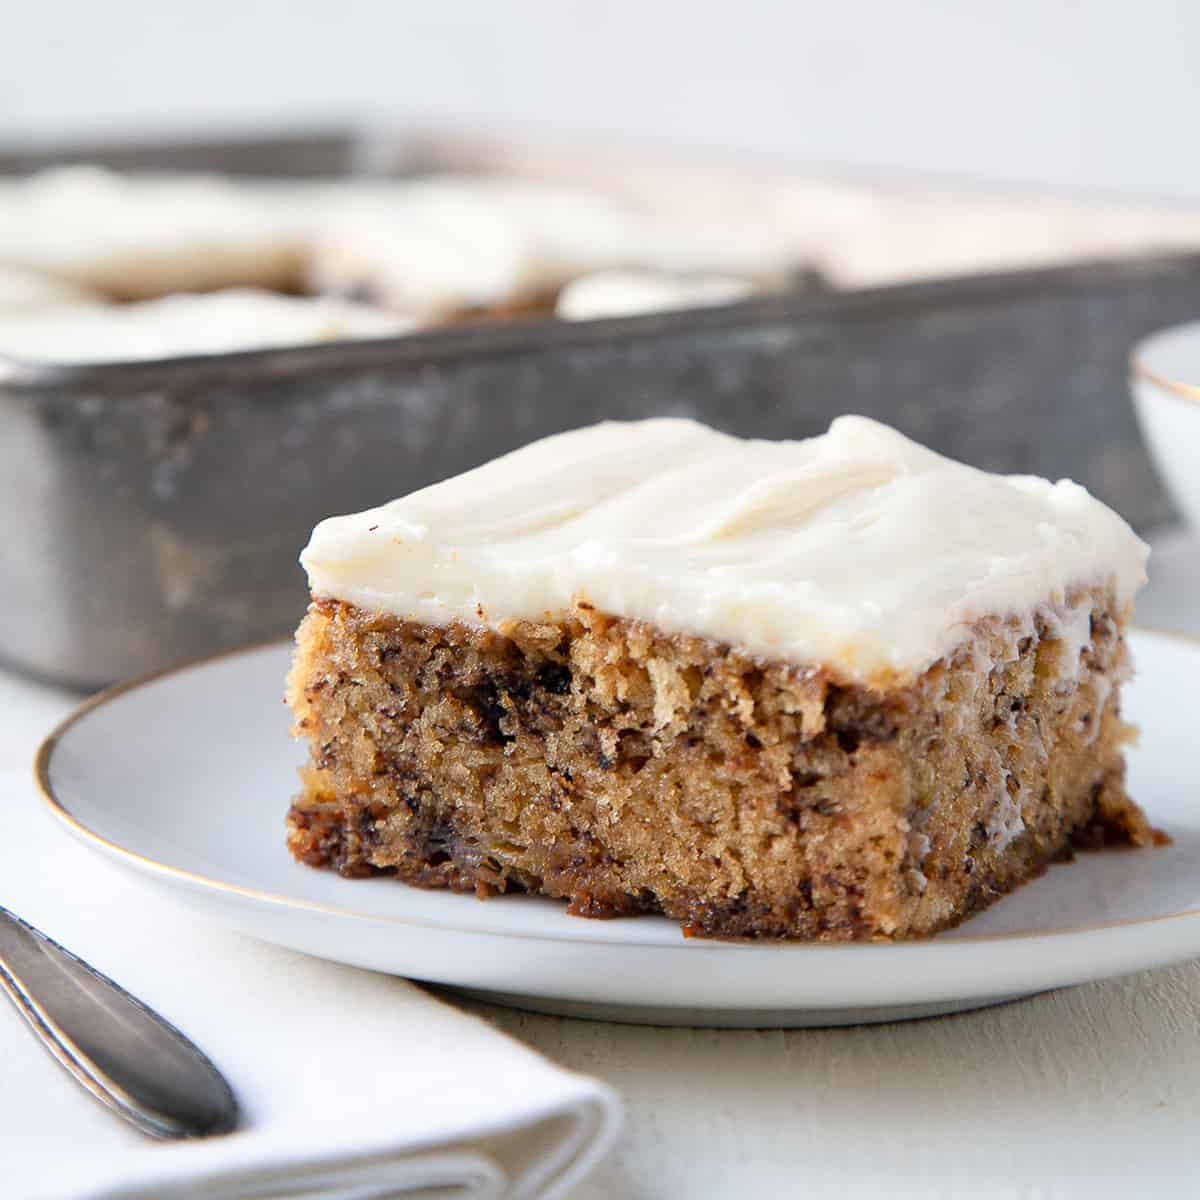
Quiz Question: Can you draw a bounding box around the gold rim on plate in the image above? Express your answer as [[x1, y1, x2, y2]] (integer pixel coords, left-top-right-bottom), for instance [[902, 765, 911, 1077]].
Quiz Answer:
[[1130, 346, 1200, 407], [32, 629, 1200, 948]]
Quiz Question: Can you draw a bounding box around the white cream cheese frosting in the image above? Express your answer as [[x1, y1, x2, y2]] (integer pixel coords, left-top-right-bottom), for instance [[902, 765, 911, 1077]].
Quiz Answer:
[[305, 177, 789, 318], [301, 417, 1147, 684], [0, 288, 410, 364], [555, 270, 757, 320], [0, 166, 303, 298], [0, 264, 99, 313], [305, 181, 532, 317]]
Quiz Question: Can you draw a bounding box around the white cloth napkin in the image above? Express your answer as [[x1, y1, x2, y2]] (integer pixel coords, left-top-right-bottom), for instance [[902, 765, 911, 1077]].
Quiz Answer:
[[0, 733, 619, 1200]]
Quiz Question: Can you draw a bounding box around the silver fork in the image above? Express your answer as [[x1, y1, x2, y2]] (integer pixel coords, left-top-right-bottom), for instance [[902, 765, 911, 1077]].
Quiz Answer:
[[0, 905, 238, 1139]]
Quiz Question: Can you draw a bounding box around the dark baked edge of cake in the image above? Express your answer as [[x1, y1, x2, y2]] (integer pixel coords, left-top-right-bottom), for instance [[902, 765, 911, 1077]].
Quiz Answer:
[[287, 773, 1158, 940]]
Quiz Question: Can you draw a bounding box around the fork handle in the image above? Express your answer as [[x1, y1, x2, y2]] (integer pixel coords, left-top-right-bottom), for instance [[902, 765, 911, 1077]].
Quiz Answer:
[[0, 905, 237, 1139]]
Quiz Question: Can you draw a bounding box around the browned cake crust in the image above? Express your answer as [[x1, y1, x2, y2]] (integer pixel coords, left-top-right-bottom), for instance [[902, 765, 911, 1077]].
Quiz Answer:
[[286, 591, 1158, 941]]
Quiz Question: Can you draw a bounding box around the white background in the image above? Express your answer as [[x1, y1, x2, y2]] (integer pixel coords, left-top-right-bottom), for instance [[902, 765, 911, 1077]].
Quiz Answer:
[[4, 0, 1198, 199]]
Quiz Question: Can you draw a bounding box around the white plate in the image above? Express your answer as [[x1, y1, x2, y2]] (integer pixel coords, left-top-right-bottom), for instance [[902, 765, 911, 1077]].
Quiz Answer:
[[1131, 321, 1200, 531], [36, 631, 1200, 1028]]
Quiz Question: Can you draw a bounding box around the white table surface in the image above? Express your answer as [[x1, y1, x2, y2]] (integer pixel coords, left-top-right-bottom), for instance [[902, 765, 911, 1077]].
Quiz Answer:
[[5, 531, 1198, 1200]]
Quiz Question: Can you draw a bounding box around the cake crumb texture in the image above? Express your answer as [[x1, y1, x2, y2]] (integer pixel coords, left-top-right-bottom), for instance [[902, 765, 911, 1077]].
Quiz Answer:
[[287, 589, 1154, 941]]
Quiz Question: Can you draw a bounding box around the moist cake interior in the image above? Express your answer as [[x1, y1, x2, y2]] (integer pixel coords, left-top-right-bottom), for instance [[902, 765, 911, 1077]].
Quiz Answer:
[[287, 587, 1157, 941]]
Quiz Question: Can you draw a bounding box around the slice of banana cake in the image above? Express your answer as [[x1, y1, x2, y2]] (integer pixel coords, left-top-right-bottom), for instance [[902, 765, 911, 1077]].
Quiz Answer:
[[287, 416, 1157, 940]]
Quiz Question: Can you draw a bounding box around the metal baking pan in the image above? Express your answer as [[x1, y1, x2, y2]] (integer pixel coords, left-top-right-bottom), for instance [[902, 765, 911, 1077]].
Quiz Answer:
[[0, 132, 1191, 688]]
